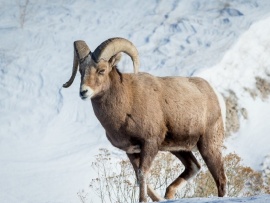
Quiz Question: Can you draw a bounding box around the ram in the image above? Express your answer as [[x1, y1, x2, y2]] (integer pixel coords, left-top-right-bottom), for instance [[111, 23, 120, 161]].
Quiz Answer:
[[63, 37, 226, 202]]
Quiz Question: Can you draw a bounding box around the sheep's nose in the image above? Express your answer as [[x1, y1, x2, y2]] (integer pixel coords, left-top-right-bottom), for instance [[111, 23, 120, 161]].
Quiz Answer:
[[80, 89, 88, 97]]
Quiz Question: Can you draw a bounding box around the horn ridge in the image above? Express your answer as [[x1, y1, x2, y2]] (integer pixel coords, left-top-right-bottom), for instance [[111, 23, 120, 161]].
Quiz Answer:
[[74, 40, 91, 62], [92, 37, 140, 74], [62, 41, 91, 88]]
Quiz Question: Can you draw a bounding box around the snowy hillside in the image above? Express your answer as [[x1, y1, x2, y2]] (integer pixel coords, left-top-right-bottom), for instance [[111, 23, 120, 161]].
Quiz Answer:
[[1, 0, 270, 203], [197, 15, 270, 170]]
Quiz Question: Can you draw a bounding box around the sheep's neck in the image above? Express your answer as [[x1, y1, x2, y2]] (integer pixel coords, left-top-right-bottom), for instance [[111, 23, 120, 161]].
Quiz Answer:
[[91, 70, 132, 131]]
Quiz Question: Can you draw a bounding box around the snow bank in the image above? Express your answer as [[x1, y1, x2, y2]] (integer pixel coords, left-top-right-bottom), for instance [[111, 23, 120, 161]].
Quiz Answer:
[[1, 0, 270, 202], [166, 195, 270, 203], [197, 16, 270, 169]]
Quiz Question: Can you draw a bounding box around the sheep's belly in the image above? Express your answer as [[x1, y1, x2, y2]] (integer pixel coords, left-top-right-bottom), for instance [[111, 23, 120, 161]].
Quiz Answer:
[[123, 145, 198, 153], [159, 145, 198, 152]]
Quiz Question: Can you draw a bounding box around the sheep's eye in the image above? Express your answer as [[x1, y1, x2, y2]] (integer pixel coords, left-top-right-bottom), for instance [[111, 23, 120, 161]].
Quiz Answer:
[[98, 69, 105, 75]]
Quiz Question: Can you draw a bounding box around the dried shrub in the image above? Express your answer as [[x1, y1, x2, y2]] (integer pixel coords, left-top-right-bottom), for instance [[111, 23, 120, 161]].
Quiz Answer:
[[255, 76, 270, 99], [224, 90, 241, 136], [81, 150, 269, 203], [193, 153, 267, 197], [17, 0, 30, 28], [88, 149, 138, 203]]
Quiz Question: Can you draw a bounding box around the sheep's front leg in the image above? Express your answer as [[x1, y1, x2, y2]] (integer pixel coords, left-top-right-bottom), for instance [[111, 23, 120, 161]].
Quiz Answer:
[[138, 141, 159, 202], [127, 153, 164, 202]]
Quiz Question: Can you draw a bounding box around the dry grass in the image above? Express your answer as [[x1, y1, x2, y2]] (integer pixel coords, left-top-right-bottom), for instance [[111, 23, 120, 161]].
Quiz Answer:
[[80, 149, 269, 203]]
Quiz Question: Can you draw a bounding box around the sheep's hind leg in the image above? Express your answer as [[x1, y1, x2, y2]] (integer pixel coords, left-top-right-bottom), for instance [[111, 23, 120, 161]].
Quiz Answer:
[[197, 130, 226, 197], [165, 151, 201, 199], [127, 151, 164, 202]]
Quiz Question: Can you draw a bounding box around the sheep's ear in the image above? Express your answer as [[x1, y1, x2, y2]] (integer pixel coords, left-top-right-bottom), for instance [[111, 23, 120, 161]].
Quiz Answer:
[[109, 53, 122, 67]]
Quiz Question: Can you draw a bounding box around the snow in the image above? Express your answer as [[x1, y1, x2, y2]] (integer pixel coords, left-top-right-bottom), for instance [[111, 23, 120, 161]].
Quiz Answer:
[[166, 195, 270, 203], [196, 16, 270, 169], [0, 0, 270, 203]]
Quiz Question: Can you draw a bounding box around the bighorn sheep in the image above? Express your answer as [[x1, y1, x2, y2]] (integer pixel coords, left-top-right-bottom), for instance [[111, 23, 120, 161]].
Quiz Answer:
[[63, 37, 226, 202]]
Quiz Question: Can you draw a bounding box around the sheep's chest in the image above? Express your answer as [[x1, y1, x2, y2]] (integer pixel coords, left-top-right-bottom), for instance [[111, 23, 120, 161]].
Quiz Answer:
[[106, 132, 135, 151], [91, 89, 165, 152]]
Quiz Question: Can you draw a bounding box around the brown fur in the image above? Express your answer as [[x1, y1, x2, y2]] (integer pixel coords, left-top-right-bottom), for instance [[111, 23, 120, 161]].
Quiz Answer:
[[67, 51, 226, 202]]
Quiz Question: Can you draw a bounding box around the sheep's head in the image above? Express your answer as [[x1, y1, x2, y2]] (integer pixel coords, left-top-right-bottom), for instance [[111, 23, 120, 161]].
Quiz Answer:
[[63, 38, 140, 100]]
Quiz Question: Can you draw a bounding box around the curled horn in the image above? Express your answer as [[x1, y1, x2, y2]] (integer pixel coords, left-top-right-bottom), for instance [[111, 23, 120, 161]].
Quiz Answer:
[[92, 37, 139, 74], [63, 40, 91, 88]]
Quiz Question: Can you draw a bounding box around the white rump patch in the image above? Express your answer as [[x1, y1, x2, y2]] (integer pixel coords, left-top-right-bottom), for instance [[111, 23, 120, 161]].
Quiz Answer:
[[211, 86, 226, 129]]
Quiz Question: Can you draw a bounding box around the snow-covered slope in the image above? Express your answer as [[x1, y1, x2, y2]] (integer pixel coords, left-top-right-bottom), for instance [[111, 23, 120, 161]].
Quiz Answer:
[[0, 0, 270, 203], [197, 15, 270, 170]]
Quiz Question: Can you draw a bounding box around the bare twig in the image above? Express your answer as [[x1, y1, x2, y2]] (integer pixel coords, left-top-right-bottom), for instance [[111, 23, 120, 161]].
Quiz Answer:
[[17, 0, 30, 28]]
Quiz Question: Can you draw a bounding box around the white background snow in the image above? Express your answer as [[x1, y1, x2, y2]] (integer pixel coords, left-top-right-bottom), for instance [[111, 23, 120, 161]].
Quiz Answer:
[[0, 0, 270, 203]]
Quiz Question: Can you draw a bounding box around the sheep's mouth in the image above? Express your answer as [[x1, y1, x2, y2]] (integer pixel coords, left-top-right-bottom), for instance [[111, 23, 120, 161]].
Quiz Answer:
[[80, 92, 94, 100], [81, 96, 88, 100], [80, 85, 94, 100]]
